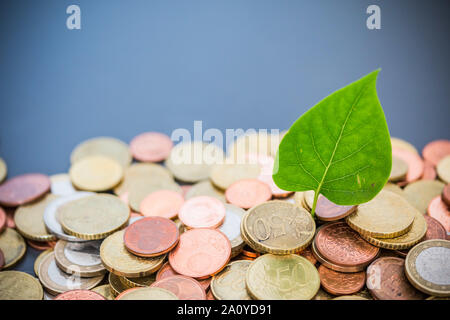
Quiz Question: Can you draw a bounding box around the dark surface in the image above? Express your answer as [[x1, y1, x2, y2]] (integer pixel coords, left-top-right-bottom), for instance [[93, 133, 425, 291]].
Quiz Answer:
[[0, 1, 449, 276]]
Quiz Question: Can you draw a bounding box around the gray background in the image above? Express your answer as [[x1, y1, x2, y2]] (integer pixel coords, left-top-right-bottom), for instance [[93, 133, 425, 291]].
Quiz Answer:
[[0, 0, 449, 275]]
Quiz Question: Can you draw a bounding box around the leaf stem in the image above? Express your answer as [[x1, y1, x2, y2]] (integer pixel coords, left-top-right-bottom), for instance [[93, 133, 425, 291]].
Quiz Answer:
[[310, 189, 320, 219]]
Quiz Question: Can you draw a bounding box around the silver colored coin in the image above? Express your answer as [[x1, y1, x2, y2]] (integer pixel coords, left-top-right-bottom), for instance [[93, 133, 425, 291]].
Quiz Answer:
[[50, 174, 76, 196], [43, 192, 94, 242], [219, 204, 245, 256]]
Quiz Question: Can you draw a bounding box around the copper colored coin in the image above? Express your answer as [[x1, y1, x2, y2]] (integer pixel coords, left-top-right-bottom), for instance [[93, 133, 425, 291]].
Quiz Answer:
[[178, 196, 225, 229], [0, 207, 6, 233], [206, 289, 215, 300], [422, 139, 450, 166], [298, 246, 317, 265], [26, 240, 57, 251], [315, 195, 357, 221], [150, 275, 206, 300], [4, 208, 15, 228], [225, 179, 272, 209], [422, 160, 437, 180], [392, 148, 424, 183], [427, 196, 450, 232], [0, 248, 4, 269], [169, 228, 231, 279], [130, 132, 173, 162], [181, 185, 192, 198], [318, 265, 365, 296], [315, 222, 379, 268], [140, 190, 184, 219], [54, 289, 106, 300], [156, 262, 210, 291], [242, 246, 260, 258], [0, 173, 50, 207], [124, 217, 179, 257], [366, 257, 426, 300], [442, 184, 450, 207]]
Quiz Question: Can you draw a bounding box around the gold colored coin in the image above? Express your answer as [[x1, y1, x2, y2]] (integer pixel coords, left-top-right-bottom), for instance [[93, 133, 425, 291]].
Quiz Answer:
[[100, 230, 166, 277], [437, 155, 450, 184], [405, 239, 450, 297], [116, 287, 178, 300], [185, 180, 226, 202], [211, 260, 252, 300], [0, 157, 7, 183], [14, 194, 58, 242], [210, 161, 260, 190], [0, 271, 43, 300], [109, 272, 129, 296], [38, 252, 104, 295], [0, 228, 26, 268], [120, 273, 157, 288], [70, 136, 132, 168], [391, 137, 419, 155], [312, 288, 335, 300], [91, 284, 115, 300], [293, 191, 306, 209], [227, 132, 281, 160], [332, 295, 368, 300], [34, 249, 53, 277], [128, 178, 181, 213], [403, 180, 445, 213], [59, 194, 129, 240], [69, 155, 123, 192], [346, 190, 415, 239], [383, 183, 404, 197], [165, 141, 224, 183], [246, 254, 320, 300], [361, 209, 427, 250], [242, 201, 315, 254], [113, 163, 174, 196], [389, 156, 408, 182]]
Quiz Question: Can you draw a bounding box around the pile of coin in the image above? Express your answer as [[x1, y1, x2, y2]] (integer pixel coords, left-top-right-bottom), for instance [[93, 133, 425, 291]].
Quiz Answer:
[[0, 133, 449, 300]]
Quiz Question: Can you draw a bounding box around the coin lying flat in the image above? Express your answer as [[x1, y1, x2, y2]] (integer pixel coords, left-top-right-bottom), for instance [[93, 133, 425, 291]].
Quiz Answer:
[[0, 228, 26, 268], [332, 295, 368, 300], [346, 190, 415, 239], [246, 254, 320, 300], [366, 257, 426, 300], [34, 249, 53, 277], [422, 160, 437, 180], [54, 289, 106, 300], [100, 230, 165, 278], [427, 196, 450, 232], [58, 194, 129, 240], [225, 179, 272, 209], [113, 162, 174, 196], [50, 174, 76, 196], [422, 140, 450, 166], [219, 204, 245, 258], [0, 271, 43, 300], [130, 132, 173, 163], [210, 161, 260, 190], [54, 240, 105, 277], [179, 196, 226, 229], [116, 287, 179, 300], [165, 141, 224, 183], [242, 201, 315, 254], [211, 260, 252, 300], [169, 228, 231, 279], [361, 209, 427, 250], [43, 192, 93, 242], [303, 190, 357, 221], [437, 155, 450, 184], [38, 252, 104, 295], [318, 265, 365, 296], [382, 183, 404, 197], [403, 180, 445, 214], [389, 156, 408, 182], [391, 137, 419, 155], [14, 193, 58, 242], [0, 173, 50, 207], [150, 275, 206, 300], [69, 155, 123, 192], [124, 217, 179, 257], [0, 157, 7, 183], [70, 136, 132, 168], [185, 180, 226, 202], [314, 222, 379, 268], [392, 148, 424, 184], [91, 284, 115, 300], [227, 132, 280, 159], [140, 190, 184, 219], [405, 239, 450, 297], [443, 184, 450, 207]]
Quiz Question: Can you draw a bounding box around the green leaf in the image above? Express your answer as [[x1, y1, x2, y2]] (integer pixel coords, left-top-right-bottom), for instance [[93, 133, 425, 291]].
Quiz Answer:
[[273, 70, 392, 217]]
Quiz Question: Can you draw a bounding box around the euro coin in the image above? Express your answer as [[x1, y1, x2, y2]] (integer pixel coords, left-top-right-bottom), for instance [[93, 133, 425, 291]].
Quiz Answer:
[[0, 173, 50, 207], [115, 287, 178, 300], [0, 271, 43, 300], [185, 180, 226, 202], [403, 180, 445, 214], [437, 155, 450, 184], [210, 260, 252, 300], [0, 228, 26, 268]]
